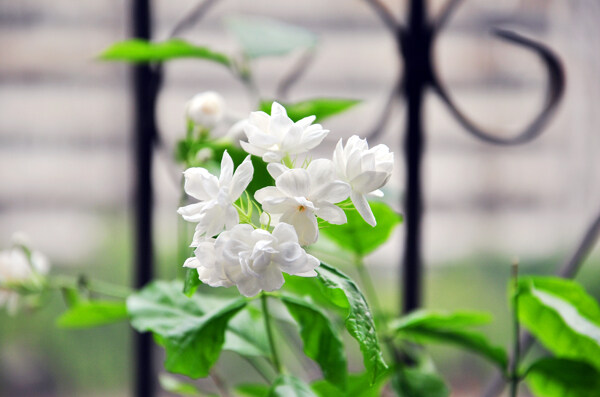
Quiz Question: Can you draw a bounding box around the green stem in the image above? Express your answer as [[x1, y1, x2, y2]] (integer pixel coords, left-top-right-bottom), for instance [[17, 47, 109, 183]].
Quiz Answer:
[[510, 259, 521, 397], [261, 293, 282, 374]]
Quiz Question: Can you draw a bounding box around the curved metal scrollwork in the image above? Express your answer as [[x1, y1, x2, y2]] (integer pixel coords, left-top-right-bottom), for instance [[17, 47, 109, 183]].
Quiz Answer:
[[431, 28, 565, 145]]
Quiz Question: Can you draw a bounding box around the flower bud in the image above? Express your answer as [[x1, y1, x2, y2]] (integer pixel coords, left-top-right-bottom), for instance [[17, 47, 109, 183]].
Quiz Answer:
[[186, 91, 225, 128]]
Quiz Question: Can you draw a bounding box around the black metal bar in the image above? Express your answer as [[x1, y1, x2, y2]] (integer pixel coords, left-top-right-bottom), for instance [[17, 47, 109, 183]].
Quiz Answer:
[[399, 0, 433, 314], [131, 0, 155, 396]]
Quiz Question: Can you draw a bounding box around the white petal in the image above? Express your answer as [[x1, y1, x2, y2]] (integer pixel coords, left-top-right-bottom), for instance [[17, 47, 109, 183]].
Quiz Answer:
[[315, 203, 347, 224], [351, 192, 376, 227], [240, 140, 266, 157], [183, 168, 219, 201], [271, 222, 299, 243], [255, 186, 285, 204], [368, 189, 384, 198], [295, 115, 316, 128], [248, 110, 270, 131], [229, 155, 254, 200], [183, 257, 200, 268], [306, 159, 336, 190], [311, 181, 351, 204], [280, 210, 318, 246], [276, 169, 311, 197], [267, 163, 288, 179], [219, 150, 234, 186], [257, 265, 285, 292], [178, 202, 208, 222], [350, 171, 390, 194], [262, 151, 283, 163], [333, 139, 347, 179]]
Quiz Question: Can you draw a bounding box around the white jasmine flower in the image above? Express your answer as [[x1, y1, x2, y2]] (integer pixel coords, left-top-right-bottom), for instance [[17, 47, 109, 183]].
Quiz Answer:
[[178, 150, 253, 241], [333, 135, 394, 226], [186, 91, 225, 128], [0, 244, 49, 315], [255, 159, 351, 245], [240, 102, 329, 163], [183, 223, 318, 296]]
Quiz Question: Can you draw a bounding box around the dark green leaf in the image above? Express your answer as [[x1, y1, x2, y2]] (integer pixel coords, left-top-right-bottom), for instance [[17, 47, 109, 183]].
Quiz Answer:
[[225, 16, 317, 58], [183, 268, 201, 297], [56, 300, 128, 329], [259, 98, 360, 123], [391, 368, 449, 397], [281, 295, 347, 389], [311, 371, 390, 397], [158, 373, 203, 396], [100, 39, 231, 66], [517, 276, 600, 371], [268, 375, 316, 397], [236, 383, 270, 397], [525, 357, 600, 397], [391, 310, 507, 370], [127, 281, 249, 378], [315, 263, 387, 384], [322, 202, 402, 256]]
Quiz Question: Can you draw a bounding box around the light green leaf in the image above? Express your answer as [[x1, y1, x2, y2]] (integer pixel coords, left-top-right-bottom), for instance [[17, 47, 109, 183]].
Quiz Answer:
[[259, 98, 360, 123], [225, 16, 317, 58], [158, 373, 204, 396], [391, 368, 449, 397], [127, 281, 252, 378], [183, 268, 201, 297], [311, 371, 390, 397], [315, 263, 387, 384], [100, 39, 231, 66], [56, 300, 128, 329], [525, 357, 600, 397], [268, 375, 316, 397], [391, 310, 507, 370], [223, 309, 270, 357], [281, 295, 347, 389], [236, 383, 269, 397], [322, 202, 401, 256], [517, 276, 600, 371]]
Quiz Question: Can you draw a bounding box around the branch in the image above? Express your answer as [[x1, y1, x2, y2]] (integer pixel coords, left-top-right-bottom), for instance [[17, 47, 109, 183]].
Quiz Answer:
[[366, 73, 402, 142], [167, 0, 221, 39]]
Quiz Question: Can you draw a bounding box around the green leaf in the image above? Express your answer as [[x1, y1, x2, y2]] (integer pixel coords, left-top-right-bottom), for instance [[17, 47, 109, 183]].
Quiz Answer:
[[223, 309, 270, 357], [259, 98, 360, 123], [56, 300, 128, 329], [315, 263, 387, 384], [100, 39, 231, 66], [321, 202, 402, 256], [127, 281, 249, 378], [236, 383, 270, 397], [158, 373, 204, 396], [311, 371, 390, 397], [391, 368, 449, 397], [525, 357, 600, 397], [268, 375, 316, 397], [517, 276, 600, 371], [225, 16, 317, 58], [391, 310, 507, 370], [281, 295, 347, 389], [183, 268, 201, 297]]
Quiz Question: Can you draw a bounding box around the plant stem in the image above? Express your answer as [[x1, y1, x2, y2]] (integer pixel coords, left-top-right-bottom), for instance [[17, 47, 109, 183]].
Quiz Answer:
[[509, 258, 521, 397], [261, 292, 282, 374]]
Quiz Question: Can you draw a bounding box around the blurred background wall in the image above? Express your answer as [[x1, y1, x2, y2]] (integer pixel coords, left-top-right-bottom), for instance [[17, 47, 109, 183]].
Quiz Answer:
[[1, 0, 599, 396]]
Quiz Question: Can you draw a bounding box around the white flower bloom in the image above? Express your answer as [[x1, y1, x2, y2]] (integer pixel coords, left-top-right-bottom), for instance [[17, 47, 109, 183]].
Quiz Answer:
[[240, 102, 329, 163], [178, 150, 253, 241], [255, 159, 351, 245], [184, 223, 319, 297], [333, 135, 394, 226], [186, 91, 225, 128], [0, 244, 49, 315]]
